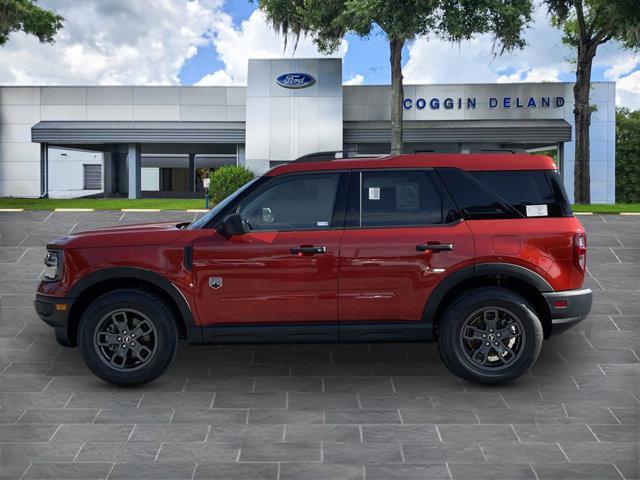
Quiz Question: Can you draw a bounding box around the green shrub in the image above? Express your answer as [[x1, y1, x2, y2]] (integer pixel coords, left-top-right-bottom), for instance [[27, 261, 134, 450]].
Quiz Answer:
[[616, 108, 640, 203], [208, 165, 254, 204]]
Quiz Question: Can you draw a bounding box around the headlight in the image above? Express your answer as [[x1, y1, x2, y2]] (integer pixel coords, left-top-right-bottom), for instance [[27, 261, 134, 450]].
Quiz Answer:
[[43, 250, 62, 282]]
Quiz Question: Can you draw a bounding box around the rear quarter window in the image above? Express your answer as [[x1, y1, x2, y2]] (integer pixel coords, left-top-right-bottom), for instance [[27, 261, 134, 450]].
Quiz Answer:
[[437, 168, 572, 220]]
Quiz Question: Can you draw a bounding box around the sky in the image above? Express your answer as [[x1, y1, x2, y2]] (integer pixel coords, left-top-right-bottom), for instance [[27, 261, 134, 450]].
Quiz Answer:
[[0, 0, 638, 109]]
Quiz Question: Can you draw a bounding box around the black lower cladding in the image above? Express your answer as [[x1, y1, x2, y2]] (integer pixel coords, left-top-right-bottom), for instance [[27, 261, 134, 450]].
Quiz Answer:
[[198, 322, 433, 344], [34, 293, 74, 345], [542, 287, 593, 334]]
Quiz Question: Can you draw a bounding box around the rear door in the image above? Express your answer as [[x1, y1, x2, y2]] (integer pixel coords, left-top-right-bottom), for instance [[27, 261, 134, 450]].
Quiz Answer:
[[338, 169, 474, 323]]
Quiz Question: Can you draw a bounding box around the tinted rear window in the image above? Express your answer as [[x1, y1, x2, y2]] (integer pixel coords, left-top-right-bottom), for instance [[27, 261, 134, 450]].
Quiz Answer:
[[437, 168, 572, 219]]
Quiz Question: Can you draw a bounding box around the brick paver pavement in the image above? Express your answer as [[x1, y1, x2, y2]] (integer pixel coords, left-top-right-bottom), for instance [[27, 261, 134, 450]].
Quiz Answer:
[[0, 211, 638, 479]]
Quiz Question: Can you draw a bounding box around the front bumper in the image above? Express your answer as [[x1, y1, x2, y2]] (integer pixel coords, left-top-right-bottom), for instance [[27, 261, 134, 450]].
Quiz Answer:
[[34, 294, 75, 346], [542, 288, 592, 334]]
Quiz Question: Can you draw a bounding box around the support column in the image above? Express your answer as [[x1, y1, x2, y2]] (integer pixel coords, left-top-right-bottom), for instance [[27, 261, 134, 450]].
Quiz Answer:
[[237, 144, 246, 167], [127, 143, 141, 199], [40, 143, 49, 198], [188, 153, 196, 192], [103, 152, 113, 195], [557, 142, 565, 176]]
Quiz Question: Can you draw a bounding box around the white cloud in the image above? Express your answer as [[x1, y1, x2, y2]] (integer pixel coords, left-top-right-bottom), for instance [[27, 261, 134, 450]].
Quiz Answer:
[[195, 70, 237, 86], [196, 9, 348, 86], [0, 0, 224, 85], [343, 74, 364, 85], [403, 8, 572, 85], [497, 67, 561, 83], [604, 54, 639, 81], [616, 70, 640, 109]]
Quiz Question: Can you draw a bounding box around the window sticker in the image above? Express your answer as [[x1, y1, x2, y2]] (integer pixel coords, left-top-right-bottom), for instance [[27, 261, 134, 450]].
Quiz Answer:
[[317, 221, 329, 227], [526, 204, 548, 217], [368, 187, 380, 200]]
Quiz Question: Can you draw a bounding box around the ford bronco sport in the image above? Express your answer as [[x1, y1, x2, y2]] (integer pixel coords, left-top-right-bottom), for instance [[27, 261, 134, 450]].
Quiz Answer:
[[35, 153, 592, 385]]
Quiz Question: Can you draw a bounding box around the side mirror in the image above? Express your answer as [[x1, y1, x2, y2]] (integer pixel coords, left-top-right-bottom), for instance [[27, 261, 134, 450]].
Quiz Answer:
[[218, 213, 246, 237]]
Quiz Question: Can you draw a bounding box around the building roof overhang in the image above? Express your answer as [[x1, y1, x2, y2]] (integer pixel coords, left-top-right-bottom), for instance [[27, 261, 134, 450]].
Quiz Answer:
[[344, 119, 572, 144], [31, 121, 246, 144]]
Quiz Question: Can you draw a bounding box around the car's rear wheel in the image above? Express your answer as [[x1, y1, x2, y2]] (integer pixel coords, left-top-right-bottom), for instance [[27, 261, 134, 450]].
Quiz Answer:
[[78, 289, 178, 386], [438, 287, 543, 384]]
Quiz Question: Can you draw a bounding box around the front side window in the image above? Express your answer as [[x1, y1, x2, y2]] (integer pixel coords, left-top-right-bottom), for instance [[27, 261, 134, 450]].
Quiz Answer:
[[351, 170, 449, 227], [238, 173, 340, 231]]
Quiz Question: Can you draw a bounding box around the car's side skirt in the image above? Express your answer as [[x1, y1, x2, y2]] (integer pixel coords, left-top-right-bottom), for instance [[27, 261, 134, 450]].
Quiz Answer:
[[194, 322, 434, 345]]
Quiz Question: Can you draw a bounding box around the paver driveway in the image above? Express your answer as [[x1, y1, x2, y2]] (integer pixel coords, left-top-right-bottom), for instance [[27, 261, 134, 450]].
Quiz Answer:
[[0, 210, 638, 480]]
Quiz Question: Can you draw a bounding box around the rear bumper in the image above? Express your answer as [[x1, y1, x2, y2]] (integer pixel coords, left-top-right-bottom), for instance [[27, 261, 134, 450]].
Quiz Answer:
[[542, 288, 592, 334], [34, 294, 74, 346]]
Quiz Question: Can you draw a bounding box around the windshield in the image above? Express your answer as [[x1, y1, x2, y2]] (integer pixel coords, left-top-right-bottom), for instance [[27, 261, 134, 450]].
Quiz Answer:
[[188, 177, 261, 229]]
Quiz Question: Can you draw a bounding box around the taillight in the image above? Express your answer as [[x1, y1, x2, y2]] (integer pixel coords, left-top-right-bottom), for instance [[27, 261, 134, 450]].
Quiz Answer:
[[573, 233, 587, 273]]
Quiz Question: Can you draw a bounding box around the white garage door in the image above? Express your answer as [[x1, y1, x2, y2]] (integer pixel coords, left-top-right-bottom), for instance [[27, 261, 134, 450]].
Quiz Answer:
[[83, 164, 102, 190]]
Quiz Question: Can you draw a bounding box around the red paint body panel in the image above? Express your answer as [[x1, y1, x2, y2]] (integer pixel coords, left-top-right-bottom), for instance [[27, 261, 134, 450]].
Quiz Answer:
[[268, 154, 558, 177], [191, 230, 341, 325], [338, 222, 475, 322], [37, 224, 201, 325], [467, 217, 586, 291]]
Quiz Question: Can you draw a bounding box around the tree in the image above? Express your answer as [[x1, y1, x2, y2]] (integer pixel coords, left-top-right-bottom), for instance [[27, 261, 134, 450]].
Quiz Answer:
[[258, 0, 532, 154], [545, 0, 640, 203], [615, 107, 640, 203], [0, 0, 64, 46]]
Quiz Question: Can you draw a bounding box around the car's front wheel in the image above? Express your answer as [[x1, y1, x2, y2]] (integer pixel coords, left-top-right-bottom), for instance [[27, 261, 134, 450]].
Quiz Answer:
[[438, 287, 543, 384], [78, 289, 178, 386]]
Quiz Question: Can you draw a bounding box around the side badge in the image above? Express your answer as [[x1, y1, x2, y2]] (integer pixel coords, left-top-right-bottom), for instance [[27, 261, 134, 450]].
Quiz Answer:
[[209, 277, 223, 289]]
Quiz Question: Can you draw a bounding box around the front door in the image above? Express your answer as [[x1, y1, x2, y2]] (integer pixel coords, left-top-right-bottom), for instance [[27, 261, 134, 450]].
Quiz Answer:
[[192, 172, 347, 326], [338, 169, 474, 323]]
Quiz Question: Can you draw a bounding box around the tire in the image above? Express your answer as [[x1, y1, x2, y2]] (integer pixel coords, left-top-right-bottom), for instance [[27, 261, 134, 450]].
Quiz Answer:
[[78, 288, 178, 386], [438, 287, 543, 384]]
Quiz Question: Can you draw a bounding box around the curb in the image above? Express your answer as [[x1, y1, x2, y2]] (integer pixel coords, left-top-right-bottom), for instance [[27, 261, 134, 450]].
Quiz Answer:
[[54, 208, 95, 212], [120, 209, 162, 212]]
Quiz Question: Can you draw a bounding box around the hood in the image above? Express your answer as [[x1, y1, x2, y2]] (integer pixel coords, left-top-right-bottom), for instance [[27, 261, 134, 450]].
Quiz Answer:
[[47, 222, 191, 249]]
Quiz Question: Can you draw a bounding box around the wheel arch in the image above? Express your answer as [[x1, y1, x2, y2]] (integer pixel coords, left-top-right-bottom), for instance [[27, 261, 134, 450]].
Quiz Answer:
[[66, 267, 198, 347], [423, 263, 553, 339]]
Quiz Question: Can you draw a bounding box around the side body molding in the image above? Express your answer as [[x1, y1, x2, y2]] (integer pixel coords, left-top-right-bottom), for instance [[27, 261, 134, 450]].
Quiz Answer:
[[421, 262, 554, 323]]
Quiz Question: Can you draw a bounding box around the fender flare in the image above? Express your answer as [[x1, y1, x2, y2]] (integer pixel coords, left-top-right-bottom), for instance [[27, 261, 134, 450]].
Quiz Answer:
[[421, 262, 553, 323], [67, 267, 196, 328]]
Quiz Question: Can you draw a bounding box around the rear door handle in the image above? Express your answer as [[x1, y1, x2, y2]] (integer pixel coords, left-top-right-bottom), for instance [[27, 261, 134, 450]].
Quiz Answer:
[[290, 246, 327, 255], [416, 243, 454, 252]]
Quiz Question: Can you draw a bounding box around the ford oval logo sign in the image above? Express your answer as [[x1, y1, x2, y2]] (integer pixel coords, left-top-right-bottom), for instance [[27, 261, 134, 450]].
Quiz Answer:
[[276, 73, 315, 89]]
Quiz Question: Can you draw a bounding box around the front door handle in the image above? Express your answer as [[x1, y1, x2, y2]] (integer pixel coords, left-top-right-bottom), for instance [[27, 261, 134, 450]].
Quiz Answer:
[[291, 246, 327, 255], [416, 243, 454, 252]]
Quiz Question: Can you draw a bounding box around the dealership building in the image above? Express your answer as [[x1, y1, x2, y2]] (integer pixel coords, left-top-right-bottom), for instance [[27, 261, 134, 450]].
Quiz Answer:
[[0, 58, 615, 202]]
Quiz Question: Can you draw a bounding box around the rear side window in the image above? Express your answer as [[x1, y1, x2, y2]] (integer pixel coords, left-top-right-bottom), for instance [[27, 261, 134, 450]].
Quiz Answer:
[[437, 168, 572, 219], [347, 170, 455, 227]]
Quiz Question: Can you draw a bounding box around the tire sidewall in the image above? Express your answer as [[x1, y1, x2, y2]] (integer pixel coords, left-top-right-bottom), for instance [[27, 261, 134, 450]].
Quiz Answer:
[[78, 290, 177, 386], [439, 289, 543, 383]]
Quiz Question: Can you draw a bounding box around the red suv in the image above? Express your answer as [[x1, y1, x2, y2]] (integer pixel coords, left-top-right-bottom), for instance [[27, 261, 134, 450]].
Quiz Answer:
[[35, 153, 592, 385]]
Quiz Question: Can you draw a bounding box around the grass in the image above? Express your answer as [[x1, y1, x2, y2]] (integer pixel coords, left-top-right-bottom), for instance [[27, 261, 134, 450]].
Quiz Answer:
[[1, 197, 639, 213], [572, 203, 640, 214], [0, 198, 208, 211]]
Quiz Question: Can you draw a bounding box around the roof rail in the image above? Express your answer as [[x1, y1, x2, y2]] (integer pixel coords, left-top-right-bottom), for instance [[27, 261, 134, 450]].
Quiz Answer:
[[291, 150, 390, 163]]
